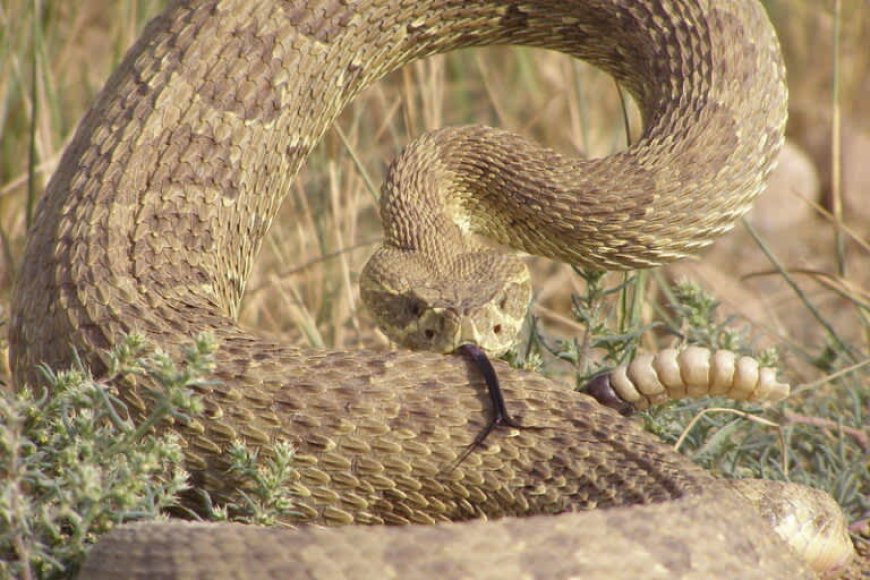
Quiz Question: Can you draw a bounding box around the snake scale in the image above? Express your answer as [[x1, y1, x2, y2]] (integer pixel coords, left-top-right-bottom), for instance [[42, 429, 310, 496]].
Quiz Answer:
[[11, 0, 849, 576]]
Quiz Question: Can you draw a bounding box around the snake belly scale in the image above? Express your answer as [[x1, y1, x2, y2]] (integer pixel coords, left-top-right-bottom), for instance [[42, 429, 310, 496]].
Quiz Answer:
[[8, 0, 830, 577]]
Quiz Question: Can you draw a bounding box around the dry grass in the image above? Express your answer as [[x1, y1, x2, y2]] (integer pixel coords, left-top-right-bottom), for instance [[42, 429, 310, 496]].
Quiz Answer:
[[1, 0, 867, 572]]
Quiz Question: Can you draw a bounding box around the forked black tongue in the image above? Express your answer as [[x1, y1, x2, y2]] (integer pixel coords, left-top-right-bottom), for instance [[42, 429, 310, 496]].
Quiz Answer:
[[457, 343, 524, 432], [444, 345, 542, 472]]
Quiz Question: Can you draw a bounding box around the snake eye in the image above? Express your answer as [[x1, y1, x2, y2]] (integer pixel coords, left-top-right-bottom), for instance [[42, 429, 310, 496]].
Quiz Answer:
[[493, 324, 502, 335]]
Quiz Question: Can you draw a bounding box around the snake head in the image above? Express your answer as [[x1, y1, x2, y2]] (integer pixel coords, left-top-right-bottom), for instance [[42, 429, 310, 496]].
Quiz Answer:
[[360, 246, 531, 356]]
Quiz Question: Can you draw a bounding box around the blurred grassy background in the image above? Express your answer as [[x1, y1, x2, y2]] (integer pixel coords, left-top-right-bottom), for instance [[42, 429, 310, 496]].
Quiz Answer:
[[1, 0, 867, 570]]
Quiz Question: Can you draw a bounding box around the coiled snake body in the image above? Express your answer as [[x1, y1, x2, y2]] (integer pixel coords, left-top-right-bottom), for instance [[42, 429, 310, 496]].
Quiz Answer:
[[11, 0, 847, 576]]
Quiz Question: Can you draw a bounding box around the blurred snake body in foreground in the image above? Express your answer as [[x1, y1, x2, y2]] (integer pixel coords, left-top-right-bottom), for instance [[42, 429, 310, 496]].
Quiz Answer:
[[10, 0, 854, 576]]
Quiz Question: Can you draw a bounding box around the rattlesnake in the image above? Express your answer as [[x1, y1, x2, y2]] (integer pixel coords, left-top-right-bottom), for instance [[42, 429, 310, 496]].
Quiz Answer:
[[10, 0, 853, 576]]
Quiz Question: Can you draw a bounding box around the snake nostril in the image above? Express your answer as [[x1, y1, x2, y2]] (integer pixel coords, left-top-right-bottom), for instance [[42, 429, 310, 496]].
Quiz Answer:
[[424, 329, 436, 340]]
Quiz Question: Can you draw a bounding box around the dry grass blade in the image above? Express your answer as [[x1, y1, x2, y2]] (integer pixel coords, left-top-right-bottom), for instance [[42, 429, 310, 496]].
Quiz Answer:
[[742, 218, 857, 360], [791, 357, 870, 396], [673, 407, 787, 477], [783, 410, 869, 451], [742, 268, 870, 312]]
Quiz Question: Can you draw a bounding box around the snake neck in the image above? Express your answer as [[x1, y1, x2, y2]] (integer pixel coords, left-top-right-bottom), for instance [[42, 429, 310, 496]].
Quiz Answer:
[[381, 64, 787, 269]]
